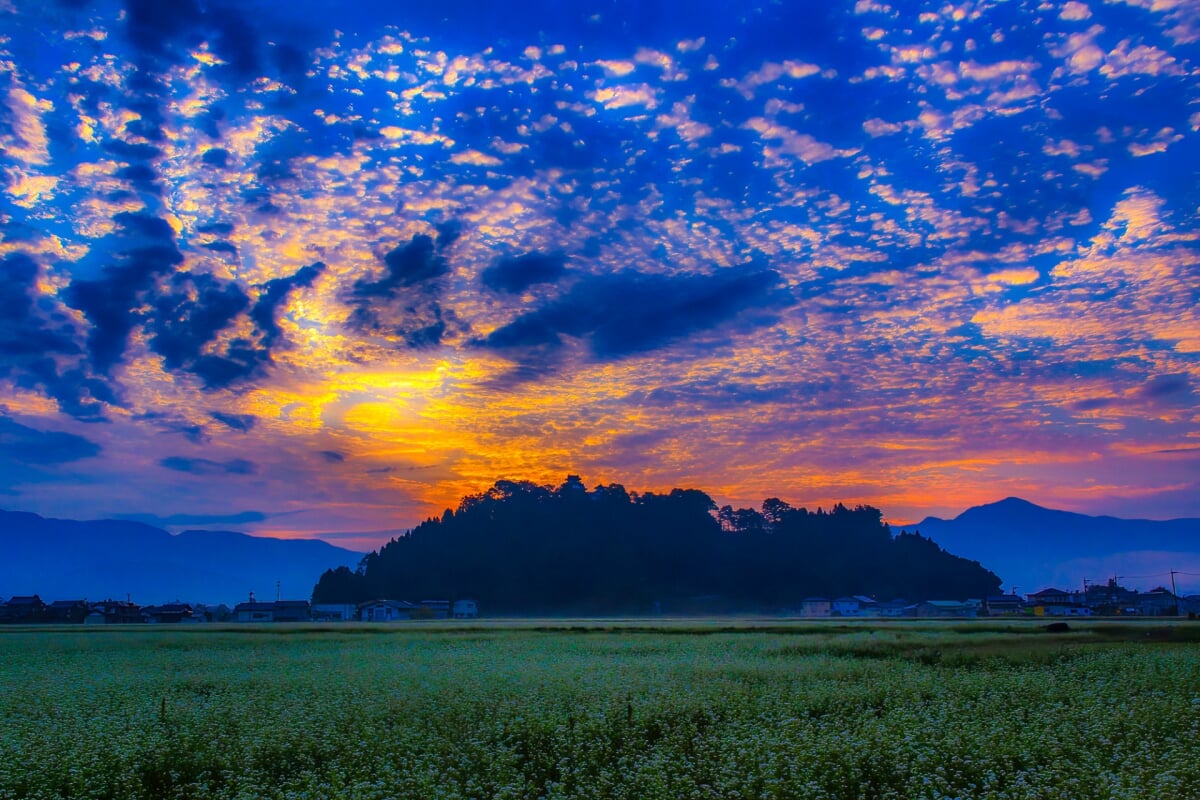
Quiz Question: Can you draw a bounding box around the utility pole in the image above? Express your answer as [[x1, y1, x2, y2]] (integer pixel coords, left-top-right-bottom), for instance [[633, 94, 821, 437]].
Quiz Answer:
[[1170, 570, 1180, 616]]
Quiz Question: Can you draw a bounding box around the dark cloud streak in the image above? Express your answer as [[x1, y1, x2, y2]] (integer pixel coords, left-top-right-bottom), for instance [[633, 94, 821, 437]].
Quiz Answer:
[[482, 252, 568, 294], [480, 264, 787, 361], [65, 212, 183, 374], [252, 261, 325, 346], [0, 253, 114, 420], [354, 235, 447, 298], [148, 272, 250, 370], [160, 456, 257, 475], [348, 230, 461, 348], [210, 412, 256, 432], [0, 417, 101, 465]]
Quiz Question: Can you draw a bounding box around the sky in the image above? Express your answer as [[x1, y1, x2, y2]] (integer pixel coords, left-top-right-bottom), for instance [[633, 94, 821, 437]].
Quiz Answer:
[[1, 0, 1198, 551]]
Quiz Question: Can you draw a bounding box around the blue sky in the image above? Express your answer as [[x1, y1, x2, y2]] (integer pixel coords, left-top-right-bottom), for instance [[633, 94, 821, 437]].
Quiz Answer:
[[1, 0, 1198, 546]]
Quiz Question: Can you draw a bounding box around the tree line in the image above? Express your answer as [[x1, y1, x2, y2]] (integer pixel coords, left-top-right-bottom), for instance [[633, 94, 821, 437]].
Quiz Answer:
[[313, 476, 1002, 613]]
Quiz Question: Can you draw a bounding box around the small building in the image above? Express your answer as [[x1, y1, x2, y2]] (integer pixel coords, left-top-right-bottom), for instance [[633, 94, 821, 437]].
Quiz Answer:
[[914, 600, 977, 618], [852, 595, 880, 617], [876, 599, 909, 618], [1137, 589, 1178, 616], [142, 603, 194, 624], [312, 603, 358, 622], [415, 600, 450, 620], [1045, 604, 1093, 617], [231, 600, 310, 622], [1027, 587, 1091, 617], [452, 599, 478, 619], [234, 601, 277, 622], [1082, 579, 1139, 615], [984, 595, 1026, 616], [85, 599, 144, 625], [800, 597, 831, 618], [271, 600, 311, 622], [832, 596, 879, 617], [0, 595, 46, 623], [45, 600, 90, 624], [1027, 587, 1078, 606], [360, 599, 415, 622], [192, 604, 232, 623], [831, 597, 860, 617]]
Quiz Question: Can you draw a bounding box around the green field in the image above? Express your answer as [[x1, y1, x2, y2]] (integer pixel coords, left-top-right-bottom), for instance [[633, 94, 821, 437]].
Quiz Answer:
[[2, 620, 1198, 799]]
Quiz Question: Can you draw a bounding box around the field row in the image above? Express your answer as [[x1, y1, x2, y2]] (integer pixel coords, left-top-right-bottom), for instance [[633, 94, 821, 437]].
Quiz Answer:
[[1, 622, 1197, 799]]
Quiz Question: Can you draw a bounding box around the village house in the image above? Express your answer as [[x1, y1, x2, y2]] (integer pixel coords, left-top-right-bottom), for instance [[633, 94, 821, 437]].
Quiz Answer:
[[191, 604, 232, 623], [983, 594, 1026, 616], [853, 595, 880, 616], [359, 599, 415, 622], [233, 602, 275, 622], [0, 595, 46, 623], [1136, 588, 1178, 616], [800, 597, 831, 618], [875, 599, 910, 617], [831, 596, 880, 617], [1026, 587, 1078, 605], [1084, 581, 1140, 615], [311, 603, 358, 622], [416, 600, 451, 619], [45, 599, 90, 624], [141, 603, 194, 624], [233, 600, 311, 622], [913, 600, 977, 618], [272, 600, 312, 622], [452, 599, 478, 619], [84, 599, 143, 625], [1027, 587, 1095, 616], [832, 597, 859, 617]]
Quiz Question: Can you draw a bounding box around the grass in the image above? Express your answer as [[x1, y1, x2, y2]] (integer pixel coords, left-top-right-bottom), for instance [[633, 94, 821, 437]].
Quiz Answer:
[[1, 619, 1198, 799]]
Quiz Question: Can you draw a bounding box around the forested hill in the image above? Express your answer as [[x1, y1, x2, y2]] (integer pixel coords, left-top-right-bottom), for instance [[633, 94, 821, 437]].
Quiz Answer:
[[313, 478, 1001, 613]]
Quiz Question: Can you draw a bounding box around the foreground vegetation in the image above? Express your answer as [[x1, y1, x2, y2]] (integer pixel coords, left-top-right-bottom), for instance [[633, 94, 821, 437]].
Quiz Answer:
[[2, 621, 1198, 799]]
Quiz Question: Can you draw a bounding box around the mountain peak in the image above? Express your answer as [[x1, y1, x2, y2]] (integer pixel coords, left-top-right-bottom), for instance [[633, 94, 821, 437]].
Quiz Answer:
[[956, 497, 1048, 520]]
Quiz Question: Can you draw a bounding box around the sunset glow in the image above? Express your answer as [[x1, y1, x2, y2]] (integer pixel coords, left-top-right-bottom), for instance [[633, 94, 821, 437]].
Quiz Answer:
[[2, 0, 1198, 548]]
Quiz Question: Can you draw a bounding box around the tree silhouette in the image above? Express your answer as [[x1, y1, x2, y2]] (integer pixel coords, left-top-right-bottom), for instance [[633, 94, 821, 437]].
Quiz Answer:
[[313, 478, 1002, 612]]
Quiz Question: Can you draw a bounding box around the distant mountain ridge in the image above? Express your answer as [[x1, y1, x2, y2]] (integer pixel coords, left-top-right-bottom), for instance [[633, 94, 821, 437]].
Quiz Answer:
[[0, 510, 363, 605], [913, 498, 1200, 593]]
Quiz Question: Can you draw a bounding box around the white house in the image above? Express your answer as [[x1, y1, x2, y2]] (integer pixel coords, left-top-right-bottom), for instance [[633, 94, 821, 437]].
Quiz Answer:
[[452, 599, 478, 619]]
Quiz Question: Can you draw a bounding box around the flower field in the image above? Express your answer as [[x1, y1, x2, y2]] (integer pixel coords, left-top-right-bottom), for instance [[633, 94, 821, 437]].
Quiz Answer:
[[1, 621, 1198, 799]]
